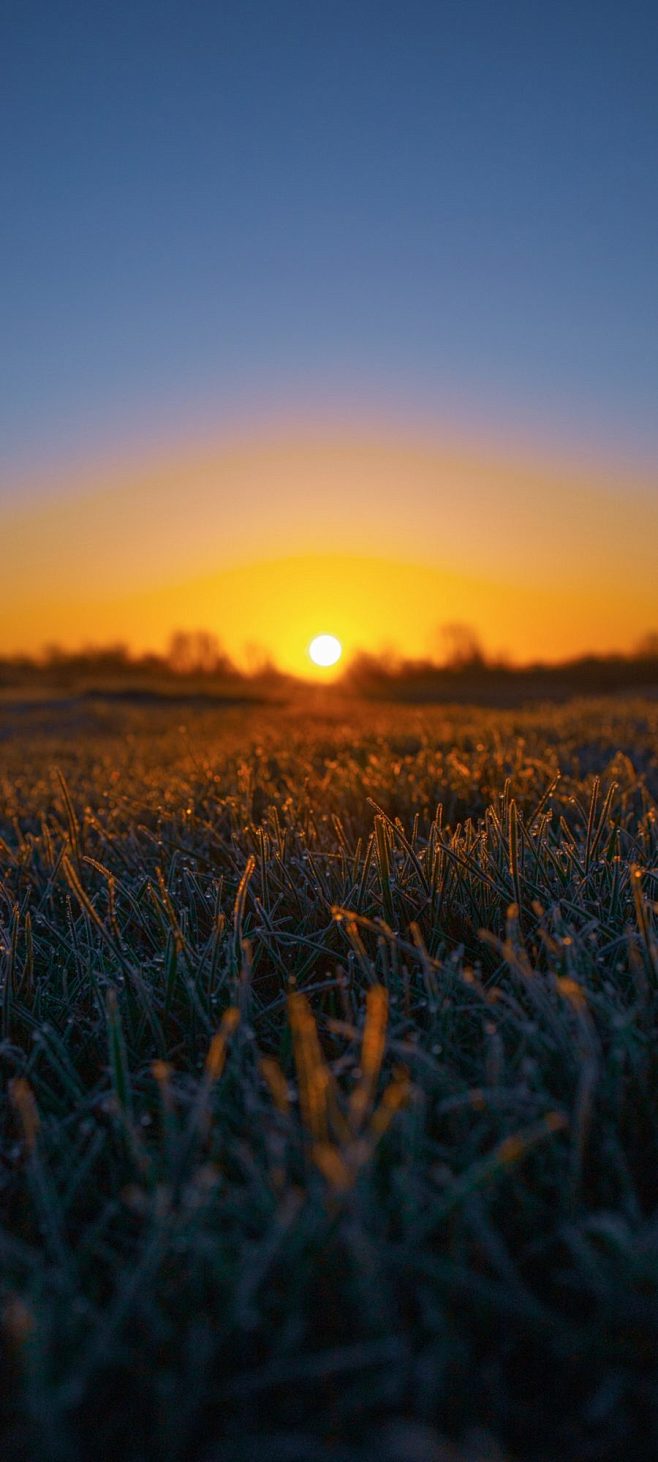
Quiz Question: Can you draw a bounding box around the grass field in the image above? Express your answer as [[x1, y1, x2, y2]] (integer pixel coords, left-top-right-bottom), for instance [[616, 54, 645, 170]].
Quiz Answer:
[[1, 694, 658, 1461]]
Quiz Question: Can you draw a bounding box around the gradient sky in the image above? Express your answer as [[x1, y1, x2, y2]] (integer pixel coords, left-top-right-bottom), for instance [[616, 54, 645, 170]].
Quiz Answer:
[[2, 1, 658, 669]]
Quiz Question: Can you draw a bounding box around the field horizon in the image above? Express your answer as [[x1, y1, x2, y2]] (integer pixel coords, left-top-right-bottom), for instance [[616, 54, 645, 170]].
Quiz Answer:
[[2, 632, 658, 713]]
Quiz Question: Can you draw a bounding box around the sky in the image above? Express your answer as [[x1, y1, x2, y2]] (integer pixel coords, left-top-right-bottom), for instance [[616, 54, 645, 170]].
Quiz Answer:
[[2, 0, 657, 671]]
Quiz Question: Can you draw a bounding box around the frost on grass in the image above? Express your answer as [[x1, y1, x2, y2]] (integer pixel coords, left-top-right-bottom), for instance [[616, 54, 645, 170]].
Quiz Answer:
[[0, 697, 658, 1461]]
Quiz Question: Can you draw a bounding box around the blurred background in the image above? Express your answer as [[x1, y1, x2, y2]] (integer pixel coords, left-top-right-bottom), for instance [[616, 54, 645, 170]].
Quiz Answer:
[[2, 0, 657, 673]]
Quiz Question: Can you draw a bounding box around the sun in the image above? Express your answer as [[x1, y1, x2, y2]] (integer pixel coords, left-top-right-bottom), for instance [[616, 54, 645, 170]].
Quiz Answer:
[[308, 633, 342, 668]]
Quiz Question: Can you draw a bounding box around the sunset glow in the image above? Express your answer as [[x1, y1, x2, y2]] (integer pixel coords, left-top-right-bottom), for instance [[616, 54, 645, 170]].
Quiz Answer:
[[2, 434, 657, 671], [1, 1, 656, 675]]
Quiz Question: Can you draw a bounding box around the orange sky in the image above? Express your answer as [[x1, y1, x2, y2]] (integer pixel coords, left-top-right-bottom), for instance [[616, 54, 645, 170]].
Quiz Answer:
[[3, 430, 657, 675]]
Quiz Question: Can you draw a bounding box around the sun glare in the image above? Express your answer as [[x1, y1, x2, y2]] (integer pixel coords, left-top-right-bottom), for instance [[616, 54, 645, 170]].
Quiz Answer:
[[308, 633, 342, 668]]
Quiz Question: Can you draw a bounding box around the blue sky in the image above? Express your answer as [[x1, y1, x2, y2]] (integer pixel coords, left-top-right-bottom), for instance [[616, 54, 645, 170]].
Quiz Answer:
[[2, 0, 658, 491]]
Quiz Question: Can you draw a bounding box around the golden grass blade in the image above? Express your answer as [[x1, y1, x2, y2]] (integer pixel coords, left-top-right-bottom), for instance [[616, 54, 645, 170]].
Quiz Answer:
[[288, 990, 331, 1143], [350, 984, 388, 1130], [205, 1006, 241, 1082]]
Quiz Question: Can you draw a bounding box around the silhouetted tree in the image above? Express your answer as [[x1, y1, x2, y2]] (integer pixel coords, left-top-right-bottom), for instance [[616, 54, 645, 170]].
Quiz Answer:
[[636, 631, 658, 660], [242, 641, 271, 675], [440, 622, 485, 669], [167, 630, 231, 675]]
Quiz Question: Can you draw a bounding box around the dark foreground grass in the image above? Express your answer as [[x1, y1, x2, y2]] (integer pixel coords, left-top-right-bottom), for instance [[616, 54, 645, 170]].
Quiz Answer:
[[1, 695, 658, 1461]]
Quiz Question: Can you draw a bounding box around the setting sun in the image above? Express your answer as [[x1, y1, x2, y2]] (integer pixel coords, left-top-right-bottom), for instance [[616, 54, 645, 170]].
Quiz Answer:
[[308, 633, 342, 668]]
